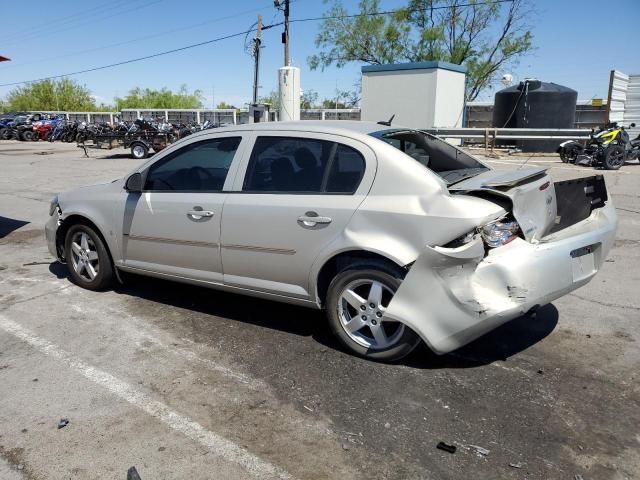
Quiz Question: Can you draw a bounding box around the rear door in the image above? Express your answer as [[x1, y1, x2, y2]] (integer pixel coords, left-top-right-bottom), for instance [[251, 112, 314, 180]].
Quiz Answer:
[[220, 132, 376, 299], [121, 134, 246, 283]]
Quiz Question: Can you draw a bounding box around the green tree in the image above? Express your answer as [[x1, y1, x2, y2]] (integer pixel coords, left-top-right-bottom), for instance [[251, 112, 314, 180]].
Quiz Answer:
[[216, 101, 236, 109], [258, 90, 280, 111], [301, 89, 320, 109], [309, 0, 534, 100], [115, 85, 203, 109], [5, 78, 98, 111]]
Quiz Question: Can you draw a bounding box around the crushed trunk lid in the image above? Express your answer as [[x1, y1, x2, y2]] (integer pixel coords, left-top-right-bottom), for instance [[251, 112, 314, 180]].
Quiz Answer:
[[448, 167, 557, 242]]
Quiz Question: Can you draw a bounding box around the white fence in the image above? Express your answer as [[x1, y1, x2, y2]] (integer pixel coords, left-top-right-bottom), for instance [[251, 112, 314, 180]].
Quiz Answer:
[[26, 108, 362, 125]]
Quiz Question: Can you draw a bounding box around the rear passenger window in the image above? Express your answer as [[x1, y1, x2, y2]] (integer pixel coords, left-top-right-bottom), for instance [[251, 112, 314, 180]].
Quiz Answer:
[[325, 144, 366, 193], [243, 136, 365, 194]]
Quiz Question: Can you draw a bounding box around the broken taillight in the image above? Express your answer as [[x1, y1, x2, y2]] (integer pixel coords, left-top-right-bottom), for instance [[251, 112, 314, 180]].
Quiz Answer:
[[480, 217, 521, 248]]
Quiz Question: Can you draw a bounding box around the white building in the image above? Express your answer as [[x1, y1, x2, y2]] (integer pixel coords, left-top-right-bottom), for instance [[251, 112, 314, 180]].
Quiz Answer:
[[361, 61, 467, 130]]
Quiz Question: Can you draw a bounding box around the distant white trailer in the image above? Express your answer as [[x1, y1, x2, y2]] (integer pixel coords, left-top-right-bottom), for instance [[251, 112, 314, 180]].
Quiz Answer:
[[361, 61, 466, 130]]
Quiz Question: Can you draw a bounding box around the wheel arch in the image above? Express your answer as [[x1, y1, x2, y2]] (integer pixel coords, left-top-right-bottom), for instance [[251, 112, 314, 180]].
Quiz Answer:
[[314, 249, 408, 307], [56, 214, 114, 266]]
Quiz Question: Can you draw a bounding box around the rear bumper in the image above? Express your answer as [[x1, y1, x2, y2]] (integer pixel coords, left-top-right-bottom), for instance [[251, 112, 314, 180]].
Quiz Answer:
[[384, 200, 617, 354]]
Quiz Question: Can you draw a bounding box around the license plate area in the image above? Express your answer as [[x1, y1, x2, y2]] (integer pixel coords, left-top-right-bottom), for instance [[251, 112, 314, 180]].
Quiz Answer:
[[570, 243, 599, 281]]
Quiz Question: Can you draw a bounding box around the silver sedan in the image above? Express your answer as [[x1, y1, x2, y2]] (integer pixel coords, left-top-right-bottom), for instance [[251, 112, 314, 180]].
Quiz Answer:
[[46, 121, 617, 361]]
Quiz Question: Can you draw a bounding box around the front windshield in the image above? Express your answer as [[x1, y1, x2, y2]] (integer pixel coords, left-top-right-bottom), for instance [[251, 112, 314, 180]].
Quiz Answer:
[[372, 129, 489, 185]]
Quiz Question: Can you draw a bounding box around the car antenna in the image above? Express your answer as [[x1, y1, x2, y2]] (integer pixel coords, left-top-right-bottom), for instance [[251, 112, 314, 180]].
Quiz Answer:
[[377, 114, 395, 126]]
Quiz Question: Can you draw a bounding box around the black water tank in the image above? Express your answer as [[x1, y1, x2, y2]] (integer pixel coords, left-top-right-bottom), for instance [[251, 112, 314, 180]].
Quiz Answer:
[[492, 80, 577, 152]]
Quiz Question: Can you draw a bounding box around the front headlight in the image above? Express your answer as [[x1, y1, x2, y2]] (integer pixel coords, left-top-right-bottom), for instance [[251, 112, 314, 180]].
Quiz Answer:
[[49, 195, 59, 216], [480, 217, 521, 248]]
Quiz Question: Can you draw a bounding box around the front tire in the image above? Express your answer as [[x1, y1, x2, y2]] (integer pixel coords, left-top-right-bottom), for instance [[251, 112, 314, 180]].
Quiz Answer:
[[603, 145, 625, 170], [64, 224, 114, 290], [326, 268, 420, 361]]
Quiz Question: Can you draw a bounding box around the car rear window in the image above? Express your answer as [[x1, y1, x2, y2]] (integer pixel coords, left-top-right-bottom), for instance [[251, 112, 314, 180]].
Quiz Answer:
[[371, 129, 489, 184], [243, 136, 365, 194]]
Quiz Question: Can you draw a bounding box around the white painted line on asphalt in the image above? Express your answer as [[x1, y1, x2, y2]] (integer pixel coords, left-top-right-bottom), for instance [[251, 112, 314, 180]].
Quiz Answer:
[[69, 300, 261, 387], [0, 314, 292, 480]]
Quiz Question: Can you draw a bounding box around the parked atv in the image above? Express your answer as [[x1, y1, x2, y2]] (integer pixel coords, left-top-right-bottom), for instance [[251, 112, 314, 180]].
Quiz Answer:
[[0, 119, 13, 140], [558, 122, 637, 170]]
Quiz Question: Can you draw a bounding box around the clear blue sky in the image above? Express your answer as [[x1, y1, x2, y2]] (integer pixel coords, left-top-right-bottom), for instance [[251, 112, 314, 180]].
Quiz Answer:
[[0, 0, 638, 108]]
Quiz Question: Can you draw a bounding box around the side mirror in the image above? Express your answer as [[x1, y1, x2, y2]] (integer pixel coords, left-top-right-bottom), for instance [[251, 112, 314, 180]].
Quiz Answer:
[[125, 173, 143, 193]]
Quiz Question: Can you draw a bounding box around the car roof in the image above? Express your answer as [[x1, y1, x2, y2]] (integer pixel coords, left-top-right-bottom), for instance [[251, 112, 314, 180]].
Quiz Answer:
[[195, 120, 401, 139]]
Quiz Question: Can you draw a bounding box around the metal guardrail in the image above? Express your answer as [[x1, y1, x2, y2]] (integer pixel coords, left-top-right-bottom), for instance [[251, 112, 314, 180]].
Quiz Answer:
[[422, 127, 592, 150]]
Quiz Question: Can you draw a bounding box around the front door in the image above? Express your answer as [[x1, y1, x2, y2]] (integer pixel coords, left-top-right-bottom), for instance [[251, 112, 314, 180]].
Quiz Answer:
[[221, 133, 374, 298], [122, 135, 244, 283]]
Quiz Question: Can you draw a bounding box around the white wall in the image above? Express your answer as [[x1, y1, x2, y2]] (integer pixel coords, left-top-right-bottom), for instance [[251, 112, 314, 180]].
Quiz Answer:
[[432, 69, 466, 128], [361, 65, 466, 130]]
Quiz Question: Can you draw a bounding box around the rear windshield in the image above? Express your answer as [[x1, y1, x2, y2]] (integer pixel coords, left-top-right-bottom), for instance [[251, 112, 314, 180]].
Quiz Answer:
[[371, 129, 488, 185]]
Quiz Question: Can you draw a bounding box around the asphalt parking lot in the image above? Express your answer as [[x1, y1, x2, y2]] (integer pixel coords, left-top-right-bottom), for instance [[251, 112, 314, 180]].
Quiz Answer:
[[0, 141, 638, 480]]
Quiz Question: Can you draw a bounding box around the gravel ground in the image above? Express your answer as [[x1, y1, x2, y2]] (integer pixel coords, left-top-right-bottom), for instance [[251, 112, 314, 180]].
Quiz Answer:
[[0, 140, 638, 480]]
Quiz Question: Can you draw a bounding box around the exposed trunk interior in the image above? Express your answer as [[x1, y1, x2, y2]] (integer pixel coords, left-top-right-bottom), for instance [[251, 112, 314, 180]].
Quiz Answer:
[[550, 175, 608, 233]]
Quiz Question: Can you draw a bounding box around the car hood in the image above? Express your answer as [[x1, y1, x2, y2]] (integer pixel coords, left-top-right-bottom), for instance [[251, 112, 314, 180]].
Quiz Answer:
[[59, 179, 121, 204], [449, 166, 557, 242]]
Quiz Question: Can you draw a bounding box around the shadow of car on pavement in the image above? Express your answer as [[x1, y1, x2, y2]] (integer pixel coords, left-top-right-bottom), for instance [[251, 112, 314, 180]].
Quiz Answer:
[[49, 262, 558, 369]]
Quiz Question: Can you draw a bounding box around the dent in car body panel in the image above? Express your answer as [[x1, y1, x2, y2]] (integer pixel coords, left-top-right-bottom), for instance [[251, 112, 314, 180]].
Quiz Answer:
[[384, 200, 617, 354]]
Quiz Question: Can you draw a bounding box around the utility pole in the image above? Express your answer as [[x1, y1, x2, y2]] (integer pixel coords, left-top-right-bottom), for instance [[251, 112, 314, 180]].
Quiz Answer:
[[283, 0, 290, 66], [252, 15, 262, 105], [274, 0, 290, 66]]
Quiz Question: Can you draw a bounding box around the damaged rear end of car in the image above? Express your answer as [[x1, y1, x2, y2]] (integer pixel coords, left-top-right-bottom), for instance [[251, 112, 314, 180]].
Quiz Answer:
[[374, 132, 617, 355]]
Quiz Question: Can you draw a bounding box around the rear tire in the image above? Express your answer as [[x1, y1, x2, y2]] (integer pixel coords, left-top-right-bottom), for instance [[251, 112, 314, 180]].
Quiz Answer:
[[64, 224, 114, 291], [326, 268, 420, 362], [603, 145, 625, 170]]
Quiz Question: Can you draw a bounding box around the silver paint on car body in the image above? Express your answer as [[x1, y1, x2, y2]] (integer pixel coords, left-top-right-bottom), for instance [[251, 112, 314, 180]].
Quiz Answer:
[[45, 121, 618, 355]]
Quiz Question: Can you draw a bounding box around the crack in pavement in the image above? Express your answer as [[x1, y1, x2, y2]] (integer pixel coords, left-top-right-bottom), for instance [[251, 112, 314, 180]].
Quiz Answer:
[[568, 292, 640, 311], [0, 284, 73, 310]]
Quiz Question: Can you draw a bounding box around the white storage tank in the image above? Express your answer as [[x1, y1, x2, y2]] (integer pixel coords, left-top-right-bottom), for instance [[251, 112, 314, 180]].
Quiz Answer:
[[278, 66, 301, 122], [361, 61, 466, 130]]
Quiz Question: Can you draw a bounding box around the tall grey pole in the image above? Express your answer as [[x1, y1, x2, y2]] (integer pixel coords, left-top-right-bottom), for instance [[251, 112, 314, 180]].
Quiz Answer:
[[283, 0, 290, 66], [252, 15, 262, 104]]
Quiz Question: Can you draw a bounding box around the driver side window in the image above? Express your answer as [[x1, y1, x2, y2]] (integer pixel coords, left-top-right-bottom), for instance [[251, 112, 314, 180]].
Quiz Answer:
[[144, 137, 241, 191]]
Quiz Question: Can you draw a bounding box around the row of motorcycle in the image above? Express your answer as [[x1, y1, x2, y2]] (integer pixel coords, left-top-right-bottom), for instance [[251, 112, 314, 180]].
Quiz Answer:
[[0, 111, 220, 144]]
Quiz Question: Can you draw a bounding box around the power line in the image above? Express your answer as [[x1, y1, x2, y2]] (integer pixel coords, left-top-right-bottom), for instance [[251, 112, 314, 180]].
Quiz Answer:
[[2, 0, 164, 47], [0, 25, 280, 87], [3, 0, 138, 38], [0, 0, 512, 87], [2, 2, 281, 71]]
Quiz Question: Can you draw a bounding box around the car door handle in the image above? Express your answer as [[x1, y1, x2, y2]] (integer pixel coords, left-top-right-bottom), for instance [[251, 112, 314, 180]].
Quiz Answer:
[[297, 213, 332, 226], [187, 210, 214, 218]]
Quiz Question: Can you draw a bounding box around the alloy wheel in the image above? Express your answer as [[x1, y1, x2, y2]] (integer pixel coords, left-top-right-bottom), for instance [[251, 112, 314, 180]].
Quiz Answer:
[[70, 231, 100, 281], [337, 279, 404, 350]]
